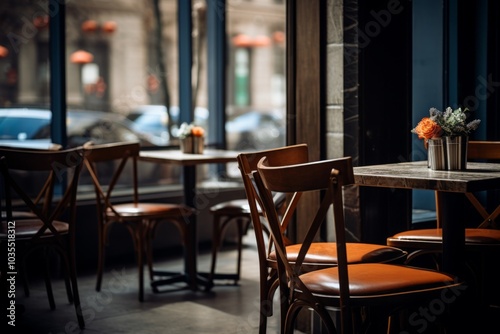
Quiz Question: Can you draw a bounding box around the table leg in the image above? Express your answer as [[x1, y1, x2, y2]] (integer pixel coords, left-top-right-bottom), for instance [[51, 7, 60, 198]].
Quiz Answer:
[[182, 164, 213, 290], [436, 192, 466, 277], [183, 165, 199, 290], [437, 191, 480, 331], [149, 165, 201, 292]]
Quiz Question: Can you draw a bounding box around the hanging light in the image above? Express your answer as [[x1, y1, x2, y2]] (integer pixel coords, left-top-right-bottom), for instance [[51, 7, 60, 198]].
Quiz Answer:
[[252, 35, 271, 47], [232, 34, 253, 48], [0, 45, 9, 58], [70, 50, 94, 64], [272, 31, 285, 45], [101, 21, 117, 34], [81, 20, 99, 33], [232, 34, 271, 48], [33, 15, 49, 29]]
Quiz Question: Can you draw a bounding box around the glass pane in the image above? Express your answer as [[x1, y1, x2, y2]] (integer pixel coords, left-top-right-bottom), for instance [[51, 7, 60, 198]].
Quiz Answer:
[[0, 2, 51, 146], [0, 0, 286, 189], [226, 0, 286, 151], [0, 1, 183, 189]]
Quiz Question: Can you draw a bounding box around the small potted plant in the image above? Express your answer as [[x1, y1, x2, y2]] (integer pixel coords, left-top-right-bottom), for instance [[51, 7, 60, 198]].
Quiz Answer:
[[412, 107, 480, 170], [179, 122, 205, 154]]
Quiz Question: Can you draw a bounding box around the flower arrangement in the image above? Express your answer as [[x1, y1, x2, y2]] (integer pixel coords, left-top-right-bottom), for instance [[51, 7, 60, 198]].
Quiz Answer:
[[178, 122, 205, 139], [412, 106, 481, 141]]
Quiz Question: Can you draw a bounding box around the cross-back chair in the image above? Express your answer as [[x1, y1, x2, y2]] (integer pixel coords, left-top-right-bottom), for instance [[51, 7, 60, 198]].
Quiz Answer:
[[205, 198, 252, 289], [236, 145, 408, 333], [253, 155, 463, 333], [83, 141, 195, 302], [0, 143, 65, 300], [387, 140, 500, 307], [0, 146, 85, 329], [206, 182, 287, 291]]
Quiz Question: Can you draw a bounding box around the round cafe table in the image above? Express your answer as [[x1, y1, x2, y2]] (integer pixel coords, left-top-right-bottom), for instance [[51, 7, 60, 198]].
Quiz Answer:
[[139, 148, 240, 290]]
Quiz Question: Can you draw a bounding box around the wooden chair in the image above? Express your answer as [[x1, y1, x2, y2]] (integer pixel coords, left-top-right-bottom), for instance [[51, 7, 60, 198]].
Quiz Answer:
[[0, 146, 85, 329], [205, 189, 289, 291], [83, 141, 195, 301], [205, 198, 252, 289], [254, 155, 463, 333], [237, 145, 408, 333], [387, 140, 500, 306], [0, 143, 71, 310]]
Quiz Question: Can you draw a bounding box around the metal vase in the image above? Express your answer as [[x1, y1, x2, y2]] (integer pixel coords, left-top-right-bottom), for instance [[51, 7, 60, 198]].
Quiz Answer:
[[180, 137, 192, 153], [180, 136, 204, 154], [428, 138, 447, 170], [193, 136, 204, 154], [445, 136, 468, 170]]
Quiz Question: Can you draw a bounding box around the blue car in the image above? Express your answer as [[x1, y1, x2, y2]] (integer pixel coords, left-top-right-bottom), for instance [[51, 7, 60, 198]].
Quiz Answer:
[[0, 107, 157, 148]]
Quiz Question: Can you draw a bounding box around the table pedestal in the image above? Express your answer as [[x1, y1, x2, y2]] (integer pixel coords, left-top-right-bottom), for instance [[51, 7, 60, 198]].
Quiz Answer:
[[437, 192, 466, 278]]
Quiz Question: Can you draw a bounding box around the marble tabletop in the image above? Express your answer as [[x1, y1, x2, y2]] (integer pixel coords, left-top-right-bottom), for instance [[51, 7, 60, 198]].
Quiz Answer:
[[139, 149, 239, 165], [354, 160, 500, 278], [353, 161, 500, 193]]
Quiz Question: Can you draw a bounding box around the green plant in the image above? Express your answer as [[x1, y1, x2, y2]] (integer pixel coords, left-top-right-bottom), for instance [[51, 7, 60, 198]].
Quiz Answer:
[[429, 107, 481, 137]]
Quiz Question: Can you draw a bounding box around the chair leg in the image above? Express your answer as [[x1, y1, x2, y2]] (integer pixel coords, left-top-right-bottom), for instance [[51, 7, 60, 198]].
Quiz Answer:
[[43, 247, 56, 310], [207, 215, 250, 291], [69, 255, 85, 329], [146, 221, 156, 283], [206, 214, 222, 291], [266, 271, 279, 317], [258, 311, 268, 334], [123, 221, 146, 302], [137, 222, 146, 302], [257, 277, 275, 334], [95, 224, 107, 292], [258, 270, 278, 334], [235, 218, 251, 284], [63, 270, 74, 304], [52, 244, 74, 304], [60, 241, 85, 329]]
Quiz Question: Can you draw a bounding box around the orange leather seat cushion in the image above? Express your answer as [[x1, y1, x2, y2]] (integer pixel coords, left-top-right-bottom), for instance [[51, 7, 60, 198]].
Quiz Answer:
[[389, 228, 500, 245], [300, 263, 456, 296], [268, 242, 407, 266]]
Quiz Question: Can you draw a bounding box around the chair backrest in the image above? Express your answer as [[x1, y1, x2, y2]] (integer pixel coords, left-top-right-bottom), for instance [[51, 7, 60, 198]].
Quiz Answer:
[[253, 156, 354, 314], [468, 141, 500, 228], [236, 144, 309, 267], [82, 141, 141, 218], [468, 141, 500, 160], [0, 146, 84, 241], [434, 141, 500, 228]]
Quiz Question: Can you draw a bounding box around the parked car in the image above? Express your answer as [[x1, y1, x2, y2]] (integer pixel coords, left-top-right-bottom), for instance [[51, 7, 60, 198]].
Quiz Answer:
[[125, 105, 209, 145], [225, 110, 285, 151], [126, 105, 285, 151], [124, 105, 170, 146], [0, 107, 157, 148], [0, 107, 176, 185]]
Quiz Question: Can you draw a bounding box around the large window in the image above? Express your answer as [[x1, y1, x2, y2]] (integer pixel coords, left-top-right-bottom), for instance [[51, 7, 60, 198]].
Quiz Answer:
[[226, 2, 286, 151], [0, 0, 285, 189]]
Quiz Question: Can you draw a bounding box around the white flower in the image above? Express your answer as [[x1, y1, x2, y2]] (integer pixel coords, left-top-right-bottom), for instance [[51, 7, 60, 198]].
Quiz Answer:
[[178, 122, 194, 139]]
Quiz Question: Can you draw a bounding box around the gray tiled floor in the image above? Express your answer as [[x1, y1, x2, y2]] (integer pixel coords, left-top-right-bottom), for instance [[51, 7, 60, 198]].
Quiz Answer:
[[11, 235, 281, 334], [11, 232, 500, 334]]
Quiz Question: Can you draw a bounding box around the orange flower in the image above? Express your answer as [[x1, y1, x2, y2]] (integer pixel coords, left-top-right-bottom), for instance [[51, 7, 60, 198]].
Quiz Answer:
[[412, 117, 442, 140], [191, 126, 205, 137]]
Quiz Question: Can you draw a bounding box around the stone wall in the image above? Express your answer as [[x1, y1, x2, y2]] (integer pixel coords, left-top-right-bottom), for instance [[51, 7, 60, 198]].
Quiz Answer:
[[326, 0, 362, 242], [326, 0, 344, 160]]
